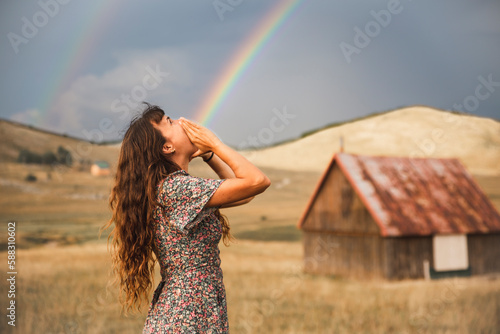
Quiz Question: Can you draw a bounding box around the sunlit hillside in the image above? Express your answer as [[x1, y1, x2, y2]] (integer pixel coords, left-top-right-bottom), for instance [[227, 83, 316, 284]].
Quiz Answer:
[[2, 105, 499, 174], [0, 119, 120, 167], [242, 106, 500, 175]]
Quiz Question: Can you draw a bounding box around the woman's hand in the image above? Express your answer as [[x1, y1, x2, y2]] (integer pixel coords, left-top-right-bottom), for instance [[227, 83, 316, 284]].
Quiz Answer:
[[179, 118, 222, 158], [180, 117, 270, 209]]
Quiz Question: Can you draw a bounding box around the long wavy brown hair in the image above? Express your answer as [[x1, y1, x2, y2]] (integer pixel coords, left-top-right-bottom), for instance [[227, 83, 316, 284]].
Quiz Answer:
[[100, 103, 232, 315]]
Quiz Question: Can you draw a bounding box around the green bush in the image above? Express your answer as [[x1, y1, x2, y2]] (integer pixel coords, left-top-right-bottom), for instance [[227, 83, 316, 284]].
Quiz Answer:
[[57, 146, 73, 166], [18, 149, 42, 164], [42, 151, 58, 165], [25, 173, 37, 182], [17, 146, 73, 166]]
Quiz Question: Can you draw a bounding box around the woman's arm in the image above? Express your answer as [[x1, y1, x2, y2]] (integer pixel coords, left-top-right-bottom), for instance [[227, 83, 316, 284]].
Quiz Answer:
[[200, 153, 255, 207], [200, 152, 235, 179], [180, 118, 270, 208]]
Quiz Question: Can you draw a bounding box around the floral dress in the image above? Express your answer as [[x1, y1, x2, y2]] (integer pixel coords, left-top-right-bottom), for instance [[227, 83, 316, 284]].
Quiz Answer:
[[142, 170, 228, 333]]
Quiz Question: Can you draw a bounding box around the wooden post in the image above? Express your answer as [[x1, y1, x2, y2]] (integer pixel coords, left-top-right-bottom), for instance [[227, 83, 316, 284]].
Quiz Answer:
[[423, 260, 430, 280]]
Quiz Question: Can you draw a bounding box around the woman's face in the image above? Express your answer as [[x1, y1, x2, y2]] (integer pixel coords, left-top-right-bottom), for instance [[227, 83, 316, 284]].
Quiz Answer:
[[154, 115, 197, 157]]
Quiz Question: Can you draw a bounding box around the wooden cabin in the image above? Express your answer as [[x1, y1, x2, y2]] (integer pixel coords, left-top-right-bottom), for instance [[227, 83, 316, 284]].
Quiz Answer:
[[298, 153, 500, 280]]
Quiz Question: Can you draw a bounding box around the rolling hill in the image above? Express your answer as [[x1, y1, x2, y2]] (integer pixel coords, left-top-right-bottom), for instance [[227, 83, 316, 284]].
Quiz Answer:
[[241, 106, 500, 175], [0, 119, 120, 166], [1, 105, 499, 175]]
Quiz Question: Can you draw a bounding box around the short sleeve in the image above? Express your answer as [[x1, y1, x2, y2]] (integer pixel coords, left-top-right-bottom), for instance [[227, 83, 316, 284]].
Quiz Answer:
[[157, 170, 224, 232]]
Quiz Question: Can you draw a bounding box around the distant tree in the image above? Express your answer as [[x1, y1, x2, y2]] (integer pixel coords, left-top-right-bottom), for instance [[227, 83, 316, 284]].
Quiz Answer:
[[42, 151, 58, 165], [17, 149, 29, 163], [17, 147, 74, 165], [57, 146, 73, 166], [18, 149, 42, 164]]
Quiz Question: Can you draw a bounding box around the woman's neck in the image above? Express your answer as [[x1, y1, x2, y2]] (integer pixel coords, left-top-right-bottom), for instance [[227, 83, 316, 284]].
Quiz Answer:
[[171, 154, 190, 172]]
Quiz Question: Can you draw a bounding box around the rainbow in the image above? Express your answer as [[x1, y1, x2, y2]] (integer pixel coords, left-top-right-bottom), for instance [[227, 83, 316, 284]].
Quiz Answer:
[[39, 0, 120, 126], [40, 0, 302, 130], [194, 0, 303, 126]]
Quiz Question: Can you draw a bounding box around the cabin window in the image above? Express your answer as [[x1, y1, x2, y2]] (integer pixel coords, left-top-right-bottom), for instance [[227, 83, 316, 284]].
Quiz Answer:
[[432, 234, 468, 271]]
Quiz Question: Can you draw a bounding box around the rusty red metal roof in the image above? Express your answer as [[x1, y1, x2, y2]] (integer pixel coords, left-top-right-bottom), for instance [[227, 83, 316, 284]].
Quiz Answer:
[[298, 153, 500, 236]]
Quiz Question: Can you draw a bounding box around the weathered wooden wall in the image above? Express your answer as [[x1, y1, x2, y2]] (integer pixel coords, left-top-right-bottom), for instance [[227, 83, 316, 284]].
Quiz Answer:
[[303, 234, 437, 280], [303, 164, 385, 279], [467, 234, 500, 275], [302, 165, 378, 234], [303, 232, 385, 279], [382, 237, 433, 280]]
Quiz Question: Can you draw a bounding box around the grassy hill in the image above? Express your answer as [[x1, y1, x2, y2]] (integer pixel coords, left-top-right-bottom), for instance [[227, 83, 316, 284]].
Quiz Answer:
[[241, 106, 500, 175], [0, 119, 120, 167], [2, 105, 499, 174]]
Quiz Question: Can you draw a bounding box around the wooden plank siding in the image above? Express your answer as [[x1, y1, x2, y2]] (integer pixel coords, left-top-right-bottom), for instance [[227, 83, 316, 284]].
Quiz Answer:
[[303, 232, 385, 279], [304, 233, 500, 279], [302, 165, 379, 234], [382, 237, 433, 280], [303, 233, 435, 280], [467, 234, 500, 276]]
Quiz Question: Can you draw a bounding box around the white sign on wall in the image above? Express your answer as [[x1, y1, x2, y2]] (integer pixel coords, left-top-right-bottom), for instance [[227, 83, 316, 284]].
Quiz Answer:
[[433, 234, 469, 271]]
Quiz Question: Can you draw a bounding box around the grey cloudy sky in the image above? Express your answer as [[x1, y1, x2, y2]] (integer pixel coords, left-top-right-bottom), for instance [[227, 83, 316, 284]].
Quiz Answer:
[[1, 0, 499, 147]]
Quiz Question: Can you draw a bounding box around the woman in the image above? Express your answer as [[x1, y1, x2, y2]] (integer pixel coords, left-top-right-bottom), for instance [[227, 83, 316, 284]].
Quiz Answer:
[[102, 103, 270, 333]]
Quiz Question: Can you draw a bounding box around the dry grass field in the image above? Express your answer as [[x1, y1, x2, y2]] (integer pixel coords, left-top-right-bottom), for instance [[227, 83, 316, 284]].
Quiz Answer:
[[1, 109, 499, 333], [1, 240, 500, 334], [1, 161, 500, 333]]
